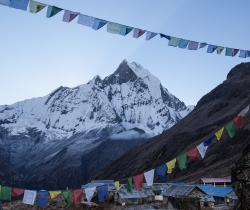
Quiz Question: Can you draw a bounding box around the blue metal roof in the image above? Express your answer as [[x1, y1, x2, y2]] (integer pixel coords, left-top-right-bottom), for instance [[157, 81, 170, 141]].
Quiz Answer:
[[197, 185, 233, 198]]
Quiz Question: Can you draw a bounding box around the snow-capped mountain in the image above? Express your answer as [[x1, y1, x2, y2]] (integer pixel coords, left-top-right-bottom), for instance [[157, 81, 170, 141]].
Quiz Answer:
[[0, 60, 191, 189]]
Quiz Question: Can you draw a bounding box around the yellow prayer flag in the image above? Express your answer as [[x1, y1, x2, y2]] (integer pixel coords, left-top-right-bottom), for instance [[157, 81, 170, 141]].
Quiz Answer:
[[166, 158, 176, 174], [115, 181, 119, 191], [215, 127, 224, 140], [49, 190, 61, 199], [29, 0, 47, 13]]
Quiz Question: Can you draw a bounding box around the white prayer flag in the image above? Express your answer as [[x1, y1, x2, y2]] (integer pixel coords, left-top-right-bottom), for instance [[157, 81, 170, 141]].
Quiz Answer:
[[238, 105, 249, 117], [77, 14, 95, 27], [145, 31, 158, 40], [197, 143, 208, 159], [107, 22, 122, 34], [85, 187, 96, 202], [23, 190, 37, 205], [144, 169, 154, 186]]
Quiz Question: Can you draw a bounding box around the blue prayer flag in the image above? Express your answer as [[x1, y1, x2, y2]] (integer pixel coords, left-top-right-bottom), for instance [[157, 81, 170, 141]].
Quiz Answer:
[[178, 39, 190, 49], [9, 0, 29, 10], [92, 19, 108, 30], [96, 185, 108, 202], [204, 135, 215, 147], [36, 190, 48, 207], [155, 164, 167, 182], [207, 45, 217, 53], [225, 48, 233, 56], [159, 33, 171, 40]]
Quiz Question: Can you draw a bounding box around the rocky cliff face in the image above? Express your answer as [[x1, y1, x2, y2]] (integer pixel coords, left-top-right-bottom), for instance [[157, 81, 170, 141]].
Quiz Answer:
[[95, 62, 250, 184], [0, 60, 191, 189]]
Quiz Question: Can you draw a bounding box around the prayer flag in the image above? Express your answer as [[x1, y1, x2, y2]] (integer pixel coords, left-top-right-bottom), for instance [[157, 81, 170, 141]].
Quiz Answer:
[[127, 177, 132, 192], [77, 14, 95, 27], [61, 190, 72, 204], [73, 189, 83, 204], [204, 135, 215, 146], [23, 190, 37, 205], [107, 22, 122, 34], [176, 153, 187, 170], [133, 174, 144, 190], [12, 188, 24, 196], [225, 48, 233, 56], [215, 127, 224, 140], [1, 186, 12, 201], [187, 147, 198, 162], [46, 6, 62, 18], [239, 50, 248, 58], [0, 0, 10, 6], [119, 25, 133, 36], [96, 185, 108, 202], [9, 0, 29, 10], [92, 18, 108, 30], [85, 187, 96, 202], [199, 42, 208, 48], [197, 143, 208, 159], [234, 116, 243, 129], [62, 10, 79, 23], [166, 158, 176, 173], [49, 191, 61, 199], [36, 190, 48, 207], [233, 49, 239, 57], [160, 33, 171, 40], [217, 46, 224, 54], [144, 169, 154, 186], [145, 31, 157, 40], [178, 39, 189, 49], [29, 0, 46, 13], [155, 164, 167, 182], [226, 120, 235, 138], [238, 105, 249, 117], [114, 181, 119, 191], [168, 37, 180, 47], [188, 41, 199, 50], [133, 28, 146, 38], [207, 45, 217, 53]]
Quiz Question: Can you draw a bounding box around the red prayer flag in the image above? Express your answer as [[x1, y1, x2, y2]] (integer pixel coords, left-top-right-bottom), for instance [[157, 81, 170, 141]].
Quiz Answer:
[[187, 147, 198, 162], [132, 173, 144, 190], [12, 188, 24, 196], [73, 189, 83, 204], [234, 116, 243, 129]]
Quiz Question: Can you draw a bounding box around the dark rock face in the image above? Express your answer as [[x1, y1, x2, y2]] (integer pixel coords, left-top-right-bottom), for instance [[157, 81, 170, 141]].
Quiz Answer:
[[95, 62, 250, 184], [232, 144, 250, 210]]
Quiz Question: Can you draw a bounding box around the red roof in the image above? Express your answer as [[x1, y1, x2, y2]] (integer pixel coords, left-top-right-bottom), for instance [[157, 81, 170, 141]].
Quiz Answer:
[[199, 178, 231, 183]]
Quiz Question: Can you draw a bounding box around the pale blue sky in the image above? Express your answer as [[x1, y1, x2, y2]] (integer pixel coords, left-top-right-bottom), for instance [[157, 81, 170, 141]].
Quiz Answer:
[[0, 1, 249, 106]]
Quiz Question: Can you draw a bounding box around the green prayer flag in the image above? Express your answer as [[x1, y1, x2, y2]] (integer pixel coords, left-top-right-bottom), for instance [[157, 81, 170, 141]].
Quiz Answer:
[[226, 120, 235, 138], [177, 153, 187, 170], [1, 186, 12, 201], [120, 25, 134, 36], [61, 190, 72, 204], [127, 177, 132, 192], [46, 5, 62, 18]]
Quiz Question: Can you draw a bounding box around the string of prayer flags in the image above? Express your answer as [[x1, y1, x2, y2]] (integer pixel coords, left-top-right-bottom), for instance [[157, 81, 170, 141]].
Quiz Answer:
[[63, 10, 79, 23], [73, 189, 83, 204], [166, 158, 177, 173], [77, 14, 95, 27], [238, 105, 249, 117], [10, 0, 29, 10], [159, 33, 170, 40], [133, 28, 146, 38], [85, 187, 96, 202], [176, 153, 187, 170], [23, 190, 37, 205], [49, 191, 61, 199], [96, 185, 108, 202], [36, 190, 49, 207], [127, 177, 132, 192], [0, 0, 10, 6], [114, 181, 120, 191], [155, 164, 167, 182], [215, 127, 224, 140], [61, 190, 72, 204], [132, 174, 144, 190], [178, 39, 189, 49], [144, 169, 154, 186], [234, 116, 243, 129], [29, 0, 46, 13], [107, 22, 122, 34], [197, 142, 208, 159], [226, 120, 235, 138], [92, 19, 108, 30], [12, 188, 24, 197], [1, 186, 12, 201], [119, 25, 133, 36], [145, 31, 157, 40], [199, 42, 208, 48], [207, 44, 217, 53], [188, 41, 199, 50], [204, 135, 215, 147], [168, 37, 180, 47], [46, 6, 62, 18], [187, 147, 198, 162], [217, 46, 225, 54]]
